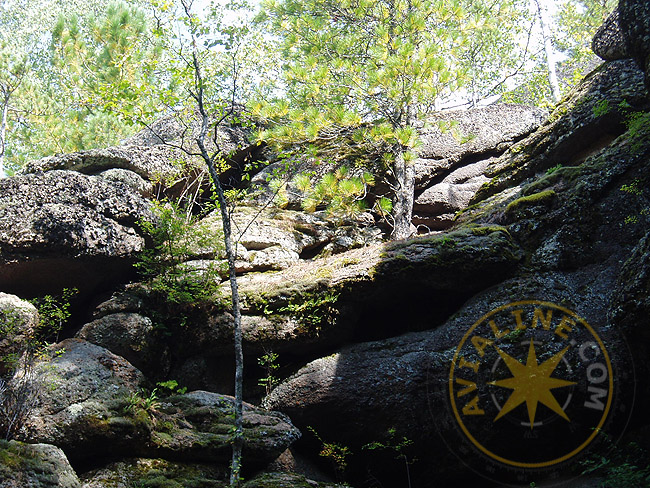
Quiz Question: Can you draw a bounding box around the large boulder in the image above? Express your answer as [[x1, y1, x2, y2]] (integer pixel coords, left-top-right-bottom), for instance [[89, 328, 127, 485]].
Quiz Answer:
[[0, 171, 153, 297], [75, 313, 161, 376], [263, 271, 635, 486], [619, 0, 650, 89], [147, 390, 300, 466], [194, 206, 382, 266], [0, 293, 38, 375], [592, 9, 629, 61], [17, 339, 148, 461], [0, 440, 81, 488], [242, 472, 344, 488], [412, 158, 491, 230], [409, 105, 545, 229], [17, 339, 299, 467], [23, 146, 184, 195]]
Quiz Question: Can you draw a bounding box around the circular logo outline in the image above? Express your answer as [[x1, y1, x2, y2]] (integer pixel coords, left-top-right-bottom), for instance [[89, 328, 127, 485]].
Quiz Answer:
[[448, 300, 614, 469]]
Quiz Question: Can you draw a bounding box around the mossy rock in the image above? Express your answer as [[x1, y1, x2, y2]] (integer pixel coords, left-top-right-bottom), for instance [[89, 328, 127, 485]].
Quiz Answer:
[[470, 59, 648, 205], [376, 225, 524, 292], [0, 440, 81, 488], [505, 189, 556, 216], [80, 458, 227, 488], [242, 472, 347, 488], [138, 391, 300, 467]]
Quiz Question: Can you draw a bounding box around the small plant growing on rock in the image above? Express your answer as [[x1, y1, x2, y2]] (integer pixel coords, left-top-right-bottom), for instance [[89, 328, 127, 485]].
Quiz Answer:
[[124, 388, 160, 417], [546, 163, 563, 175], [30, 288, 78, 344], [307, 426, 351, 481], [625, 111, 650, 153], [363, 428, 416, 488], [581, 435, 650, 488], [156, 379, 187, 396], [273, 289, 341, 337], [592, 99, 611, 117], [257, 350, 280, 396], [136, 200, 225, 306]]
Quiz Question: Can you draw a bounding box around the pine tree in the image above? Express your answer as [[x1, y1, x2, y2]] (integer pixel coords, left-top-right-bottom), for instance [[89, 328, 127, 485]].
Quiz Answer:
[[256, 0, 505, 239]]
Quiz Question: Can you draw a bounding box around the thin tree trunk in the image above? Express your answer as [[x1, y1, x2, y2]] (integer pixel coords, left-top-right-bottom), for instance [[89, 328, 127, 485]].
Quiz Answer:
[[195, 127, 244, 486], [534, 0, 561, 103], [391, 147, 415, 240], [0, 91, 9, 178], [204, 152, 244, 486], [183, 8, 244, 482]]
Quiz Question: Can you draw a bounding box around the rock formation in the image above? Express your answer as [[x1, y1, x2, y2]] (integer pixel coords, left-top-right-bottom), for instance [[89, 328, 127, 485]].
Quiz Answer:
[[1, 3, 650, 486]]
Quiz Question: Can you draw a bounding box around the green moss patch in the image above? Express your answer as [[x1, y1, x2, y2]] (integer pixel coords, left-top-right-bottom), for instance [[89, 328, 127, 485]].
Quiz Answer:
[[506, 190, 556, 214]]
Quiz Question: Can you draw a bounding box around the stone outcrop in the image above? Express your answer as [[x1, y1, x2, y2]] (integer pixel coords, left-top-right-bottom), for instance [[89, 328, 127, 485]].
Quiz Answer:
[[3, 14, 650, 486], [412, 157, 491, 229], [260, 59, 650, 485], [592, 9, 628, 61], [408, 104, 547, 229], [471, 59, 649, 203], [414, 104, 546, 189], [0, 170, 153, 297], [593, 1, 650, 90], [0, 293, 38, 374], [80, 458, 227, 488], [0, 441, 81, 488], [17, 339, 148, 460], [619, 0, 650, 91], [76, 313, 159, 375], [195, 206, 382, 268], [147, 390, 300, 466], [243, 472, 343, 488], [15, 339, 299, 469], [23, 146, 183, 194]]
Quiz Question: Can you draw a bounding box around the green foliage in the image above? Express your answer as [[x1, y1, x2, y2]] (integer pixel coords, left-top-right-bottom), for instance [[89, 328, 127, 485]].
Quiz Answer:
[[619, 178, 648, 226], [581, 440, 650, 488], [625, 112, 650, 153], [275, 290, 340, 336], [1, 1, 164, 167], [555, 0, 616, 90], [621, 179, 643, 197], [256, 0, 508, 236], [363, 428, 415, 488], [307, 426, 350, 478], [156, 380, 187, 396], [257, 350, 280, 396], [456, 0, 532, 105], [136, 200, 225, 307], [363, 428, 414, 458], [293, 166, 375, 219], [545, 163, 563, 175], [124, 388, 160, 416], [0, 288, 77, 440], [30, 288, 78, 344], [593, 99, 611, 118]]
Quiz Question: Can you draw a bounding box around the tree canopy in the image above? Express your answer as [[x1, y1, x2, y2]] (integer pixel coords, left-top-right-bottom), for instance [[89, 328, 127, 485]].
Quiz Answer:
[[0, 0, 615, 176]]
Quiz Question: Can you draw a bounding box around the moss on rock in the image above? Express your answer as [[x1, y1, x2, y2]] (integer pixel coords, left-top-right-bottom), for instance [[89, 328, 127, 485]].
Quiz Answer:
[[506, 190, 556, 214]]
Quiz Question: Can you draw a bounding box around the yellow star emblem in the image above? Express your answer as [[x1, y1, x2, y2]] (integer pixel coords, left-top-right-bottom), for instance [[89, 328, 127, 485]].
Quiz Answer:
[[489, 339, 576, 428]]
